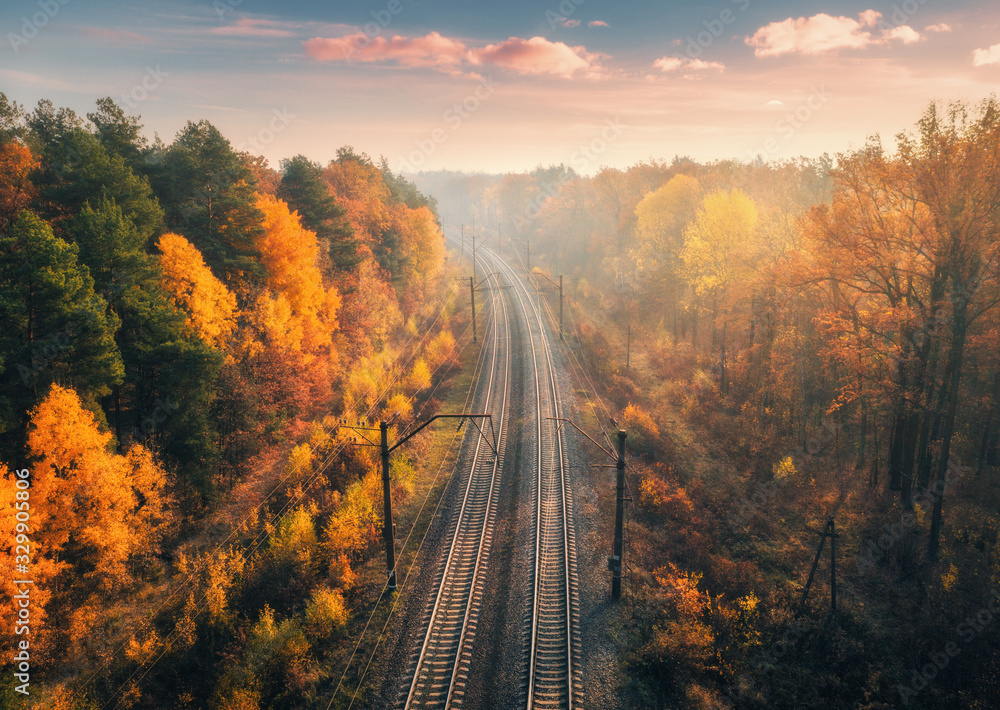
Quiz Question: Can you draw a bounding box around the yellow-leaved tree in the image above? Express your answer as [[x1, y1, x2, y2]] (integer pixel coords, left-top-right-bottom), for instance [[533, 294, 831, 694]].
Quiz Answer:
[[157, 232, 237, 348], [681, 189, 760, 392], [634, 174, 703, 342]]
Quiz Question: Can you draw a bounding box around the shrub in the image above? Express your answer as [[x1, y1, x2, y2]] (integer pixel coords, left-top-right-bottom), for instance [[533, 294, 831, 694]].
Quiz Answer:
[[304, 586, 349, 641], [269, 506, 320, 575]]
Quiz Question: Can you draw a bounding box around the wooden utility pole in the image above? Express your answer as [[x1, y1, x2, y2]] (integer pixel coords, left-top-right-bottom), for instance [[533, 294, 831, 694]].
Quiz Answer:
[[345, 414, 493, 593], [559, 275, 564, 341], [380, 421, 397, 590], [470, 276, 477, 344], [612, 429, 627, 599], [799, 515, 839, 614]]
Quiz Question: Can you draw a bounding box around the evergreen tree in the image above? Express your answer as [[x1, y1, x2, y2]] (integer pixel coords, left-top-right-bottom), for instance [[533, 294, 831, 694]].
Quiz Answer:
[[149, 120, 265, 298], [26, 100, 163, 240], [69, 198, 223, 485], [278, 154, 360, 271], [0, 211, 122, 453], [87, 97, 150, 176]]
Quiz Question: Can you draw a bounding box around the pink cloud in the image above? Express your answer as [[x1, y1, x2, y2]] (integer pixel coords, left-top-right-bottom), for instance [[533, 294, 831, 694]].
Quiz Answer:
[[83, 27, 151, 44], [858, 10, 883, 27], [653, 57, 683, 72], [973, 43, 1000, 67], [925, 23, 952, 33], [746, 10, 925, 57], [589, 20, 610, 28], [475, 36, 597, 78], [884, 25, 922, 44], [212, 18, 295, 38], [304, 31, 469, 72], [653, 56, 723, 72], [747, 13, 874, 56], [305, 32, 600, 78]]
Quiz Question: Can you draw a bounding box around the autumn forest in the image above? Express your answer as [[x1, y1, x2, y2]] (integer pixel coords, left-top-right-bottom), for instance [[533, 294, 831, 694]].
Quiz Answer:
[[2, 83, 1000, 710]]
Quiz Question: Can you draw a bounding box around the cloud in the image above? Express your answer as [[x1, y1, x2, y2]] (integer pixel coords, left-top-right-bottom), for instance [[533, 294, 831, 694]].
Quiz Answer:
[[858, 10, 882, 27], [212, 18, 296, 38], [925, 23, 952, 33], [83, 27, 152, 44], [589, 20, 609, 28], [884, 25, 922, 44], [653, 56, 724, 72], [476, 36, 599, 78], [973, 43, 1000, 67], [554, 17, 581, 28], [304, 31, 468, 71], [746, 10, 924, 57], [305, 31, 601, 78], [653, 57, 683, 72], [765, 99, 784, 107]]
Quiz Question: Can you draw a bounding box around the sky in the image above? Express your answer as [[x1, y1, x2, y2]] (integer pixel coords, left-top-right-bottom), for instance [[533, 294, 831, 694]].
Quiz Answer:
[[1, 0, 998, 174]]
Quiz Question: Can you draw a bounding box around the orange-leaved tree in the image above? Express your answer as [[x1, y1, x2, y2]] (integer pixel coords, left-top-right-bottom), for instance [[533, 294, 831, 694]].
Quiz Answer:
[[252, 194, 341, 362], [8, 385, 170, 659], [157, 232, 237, 349], [0, 140, 37, 231]]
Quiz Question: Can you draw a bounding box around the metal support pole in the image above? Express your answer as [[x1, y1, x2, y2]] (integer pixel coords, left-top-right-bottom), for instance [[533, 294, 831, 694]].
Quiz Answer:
[[472, 228, 476, 282], [461, 223, 464, 258], [470, 276, 477, 344], [527, 240, 530, 273], [611, 430, 627, 599], [830, 516, 837, 613], [380, 421, 397, 590], [559, 275, 564, 341]]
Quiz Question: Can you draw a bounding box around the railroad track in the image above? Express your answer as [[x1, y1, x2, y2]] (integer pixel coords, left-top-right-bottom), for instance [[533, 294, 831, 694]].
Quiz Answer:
[[402, 242, 511, 709], [495, 254, 581, 710], [401, 235, 580, 710]]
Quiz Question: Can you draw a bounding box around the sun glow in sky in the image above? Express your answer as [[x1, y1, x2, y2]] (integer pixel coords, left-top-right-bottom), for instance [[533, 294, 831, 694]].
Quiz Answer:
[[2, 0, 998, 173]]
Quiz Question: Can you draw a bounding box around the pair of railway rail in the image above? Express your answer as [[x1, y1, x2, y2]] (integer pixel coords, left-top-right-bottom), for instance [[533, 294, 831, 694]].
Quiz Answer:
[[401, 236, 581, 710]]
